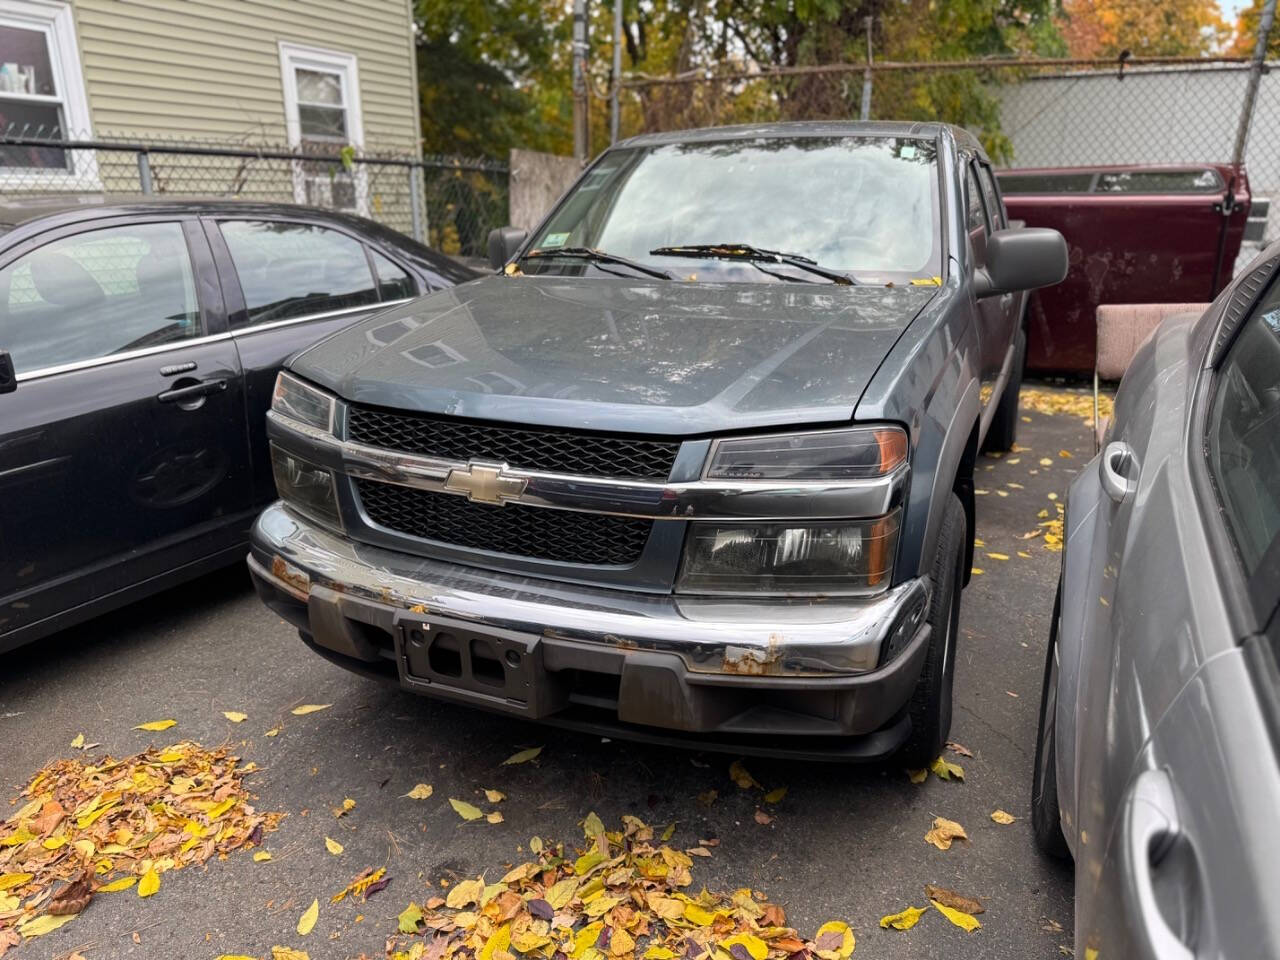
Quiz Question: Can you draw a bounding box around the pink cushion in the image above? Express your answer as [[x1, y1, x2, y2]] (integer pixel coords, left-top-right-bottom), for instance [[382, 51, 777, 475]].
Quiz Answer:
[[1095, 303, 1209, 380]]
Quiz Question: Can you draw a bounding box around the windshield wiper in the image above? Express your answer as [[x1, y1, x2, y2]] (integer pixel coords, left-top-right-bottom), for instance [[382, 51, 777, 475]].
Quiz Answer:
[[523, 246, 675, 280], [649, 243, 857, 285]]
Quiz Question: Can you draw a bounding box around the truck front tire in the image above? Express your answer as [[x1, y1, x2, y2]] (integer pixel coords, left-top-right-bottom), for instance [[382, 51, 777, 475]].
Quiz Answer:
[[897, 492, 965, 768]]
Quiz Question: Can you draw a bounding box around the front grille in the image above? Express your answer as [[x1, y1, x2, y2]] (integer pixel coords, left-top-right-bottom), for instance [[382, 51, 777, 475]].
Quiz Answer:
[[347, 405, 681, 480], [356, 479, 653, 566]]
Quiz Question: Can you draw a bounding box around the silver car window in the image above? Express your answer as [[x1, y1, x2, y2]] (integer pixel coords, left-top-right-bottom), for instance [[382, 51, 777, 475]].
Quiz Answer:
[[1208, 282, 1280, 580]]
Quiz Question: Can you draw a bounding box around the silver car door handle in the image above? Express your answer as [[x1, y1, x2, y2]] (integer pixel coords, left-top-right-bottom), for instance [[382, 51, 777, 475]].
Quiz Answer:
[[1100, 440, 1139, 503], [1121, 769, 1196, 960]]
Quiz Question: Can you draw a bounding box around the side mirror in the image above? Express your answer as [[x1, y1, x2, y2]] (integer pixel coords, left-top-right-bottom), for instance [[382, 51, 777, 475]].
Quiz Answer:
[[487, 226, 529, 271], [0, 351, 15, 395], [975, 227, 1068, 299]]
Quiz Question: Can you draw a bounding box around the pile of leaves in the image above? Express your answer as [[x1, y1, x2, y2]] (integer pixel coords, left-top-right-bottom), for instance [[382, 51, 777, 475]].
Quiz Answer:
[[386, 815, 855, 960], [0, 741, 277, 948], [1020, 387, 1113, 427]]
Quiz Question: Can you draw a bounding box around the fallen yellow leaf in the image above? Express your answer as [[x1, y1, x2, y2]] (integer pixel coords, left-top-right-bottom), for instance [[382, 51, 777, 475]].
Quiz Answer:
[[986, 552, 1009, 561], [990, 809, 1016, 824], [485, 789, 506, 803], [450, 798, 484, 821], [906, 768, 928, 784], [297, 898, 319, 935], [763, 787, 788, 804], [405, 783, 433, 799], [924, 816, 968, 850], [265, 728, 280, 737], [1058, 449, 1073, 458], [930, 755, 965, 781], [254, 851, 272, 862], [98, 876, 138, 892], [0, 873, 32, 891], [486, 810, 504, 824], [138, 868, 161, 897], [971, 567, 984, 576], [18, 912, 76, 938], [290, 704, 331, 716], [931, 899, 981, 932], [223, 711, 248, 723], [271, 948, 310, 960], [729, 760, 761, 790], [134, 720, 177, 731], [721, 933, 768, 960], [325, 837, 343, 855], [879, 905, 927, 930], [502, 746, 543, 765], [70, 733, 85, 749], [813, 920, 855, 960], [398, 902, 424, 933]]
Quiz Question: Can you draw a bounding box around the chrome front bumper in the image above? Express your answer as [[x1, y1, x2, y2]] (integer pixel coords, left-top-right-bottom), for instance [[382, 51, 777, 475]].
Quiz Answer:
[[248, 503, 932, 754]]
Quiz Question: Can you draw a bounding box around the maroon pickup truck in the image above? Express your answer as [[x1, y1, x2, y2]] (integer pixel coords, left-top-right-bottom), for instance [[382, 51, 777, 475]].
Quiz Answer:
[[997, 164, 1251, 373]]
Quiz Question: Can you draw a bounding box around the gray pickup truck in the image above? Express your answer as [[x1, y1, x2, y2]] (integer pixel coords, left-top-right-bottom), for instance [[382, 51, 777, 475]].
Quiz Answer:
[[249, 121, 1066, 764]]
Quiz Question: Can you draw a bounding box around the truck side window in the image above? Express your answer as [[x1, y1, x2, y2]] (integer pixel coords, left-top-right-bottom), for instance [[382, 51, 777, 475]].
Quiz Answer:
[[965, 164, 990, 267], [978, 165, 1005, 230]]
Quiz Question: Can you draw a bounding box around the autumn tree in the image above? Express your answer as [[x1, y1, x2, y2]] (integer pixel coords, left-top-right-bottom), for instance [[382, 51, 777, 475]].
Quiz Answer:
[[1229, 0, 1280, 56], [1057, 0, 1229, 58]]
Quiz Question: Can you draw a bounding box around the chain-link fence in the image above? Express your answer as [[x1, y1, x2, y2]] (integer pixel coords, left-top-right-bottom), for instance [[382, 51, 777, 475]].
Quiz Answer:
[[0, 133, 510, 259], [616, 55, 1280, 245]]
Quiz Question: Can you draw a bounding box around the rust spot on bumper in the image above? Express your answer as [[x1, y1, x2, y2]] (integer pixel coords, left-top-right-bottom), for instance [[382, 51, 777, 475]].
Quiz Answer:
[[720, 635, 784, 675], [271, 555, 311, 597]]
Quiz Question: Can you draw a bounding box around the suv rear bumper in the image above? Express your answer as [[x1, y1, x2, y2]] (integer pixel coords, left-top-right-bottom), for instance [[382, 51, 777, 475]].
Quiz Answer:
[[248, 502, 932, 760]]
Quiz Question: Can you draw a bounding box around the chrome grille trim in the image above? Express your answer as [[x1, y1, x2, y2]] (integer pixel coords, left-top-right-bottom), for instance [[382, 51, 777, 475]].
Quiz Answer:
[[268, 410, 909, 522]]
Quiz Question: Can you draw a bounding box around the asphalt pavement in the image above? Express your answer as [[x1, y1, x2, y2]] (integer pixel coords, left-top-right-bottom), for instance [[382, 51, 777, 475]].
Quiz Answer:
[[1, 385, 1091, 960]]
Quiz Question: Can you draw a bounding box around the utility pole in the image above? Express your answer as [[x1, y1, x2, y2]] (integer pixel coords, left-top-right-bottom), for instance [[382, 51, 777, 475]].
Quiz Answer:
[[572, 0, 590, 163], [610, 0, 622, 143], [859, 16, 873, 122], [1232, 0, 1276, 171]]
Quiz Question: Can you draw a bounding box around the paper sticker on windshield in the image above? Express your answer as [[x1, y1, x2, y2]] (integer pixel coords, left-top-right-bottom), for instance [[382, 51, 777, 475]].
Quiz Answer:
[[901, 145, 917, 159], [542, 232, 569, 248]]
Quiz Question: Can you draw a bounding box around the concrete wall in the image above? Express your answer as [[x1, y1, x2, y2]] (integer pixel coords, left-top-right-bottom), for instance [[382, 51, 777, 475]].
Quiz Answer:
[[508, 148, 579, 233]]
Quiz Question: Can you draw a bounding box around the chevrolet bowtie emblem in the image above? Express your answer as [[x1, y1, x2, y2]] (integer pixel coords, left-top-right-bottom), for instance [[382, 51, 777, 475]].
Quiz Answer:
[[443, 463, 528, 505]]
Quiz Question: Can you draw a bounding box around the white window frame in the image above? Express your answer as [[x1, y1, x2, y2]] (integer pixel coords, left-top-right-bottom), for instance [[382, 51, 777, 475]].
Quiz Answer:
[[278, 41, 367, 216], [0, 0, 98, 191]]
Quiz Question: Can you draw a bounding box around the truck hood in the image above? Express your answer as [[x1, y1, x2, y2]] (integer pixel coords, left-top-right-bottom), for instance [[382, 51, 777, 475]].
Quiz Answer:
[[293, 275, 937, 435]]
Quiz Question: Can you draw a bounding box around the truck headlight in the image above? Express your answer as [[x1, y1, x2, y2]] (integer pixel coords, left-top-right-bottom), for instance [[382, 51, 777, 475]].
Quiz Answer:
[[270, 443, 342, 530], [272, 371, 335, 433], [676, 511, 900, 596], [705, 425, 906, 481]]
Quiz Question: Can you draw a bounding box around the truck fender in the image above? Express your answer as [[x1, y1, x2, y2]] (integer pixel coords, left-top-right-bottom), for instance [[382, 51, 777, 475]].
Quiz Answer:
[[918, 373, 982, 581]]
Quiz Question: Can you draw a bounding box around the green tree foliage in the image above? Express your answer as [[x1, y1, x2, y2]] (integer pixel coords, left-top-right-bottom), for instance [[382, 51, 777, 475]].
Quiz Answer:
[[414, 0, 573, 158]]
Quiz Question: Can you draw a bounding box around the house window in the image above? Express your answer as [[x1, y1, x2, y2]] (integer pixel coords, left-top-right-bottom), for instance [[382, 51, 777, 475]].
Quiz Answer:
[[278, 42, 366, 215], [0, 1, 95, 185]]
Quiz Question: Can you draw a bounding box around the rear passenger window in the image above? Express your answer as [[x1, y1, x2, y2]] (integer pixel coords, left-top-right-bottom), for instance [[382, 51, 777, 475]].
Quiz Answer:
[[1208, 281, 1280, 589], [220, 220, 378, 327], [372, 251, 416, 301], [0, 221, 201, 374]]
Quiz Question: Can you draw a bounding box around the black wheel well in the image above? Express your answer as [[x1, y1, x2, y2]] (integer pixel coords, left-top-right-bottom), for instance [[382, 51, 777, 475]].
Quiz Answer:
[[953, 418, 980, 586]]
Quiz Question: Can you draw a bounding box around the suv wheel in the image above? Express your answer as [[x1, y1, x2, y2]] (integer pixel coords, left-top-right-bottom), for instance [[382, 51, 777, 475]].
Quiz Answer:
[[897, 492, 965, 768], [1032, 586, 1072, 859], [983, 325, 1026, 454]]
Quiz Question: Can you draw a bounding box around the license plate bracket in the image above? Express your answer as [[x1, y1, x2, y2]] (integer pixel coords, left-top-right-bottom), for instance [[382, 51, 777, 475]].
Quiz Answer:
[[392, 610, 550, 713]]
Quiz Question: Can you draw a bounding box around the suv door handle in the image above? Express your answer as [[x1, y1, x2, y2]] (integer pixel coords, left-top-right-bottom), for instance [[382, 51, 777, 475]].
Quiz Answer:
[[1121, 769, 1196, 960], [157, 378, 227, 405], [1100, 440, 1139, 503]]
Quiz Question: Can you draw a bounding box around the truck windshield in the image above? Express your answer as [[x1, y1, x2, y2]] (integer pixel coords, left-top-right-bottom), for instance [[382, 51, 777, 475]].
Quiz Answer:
[[526, 135, 941, 284]]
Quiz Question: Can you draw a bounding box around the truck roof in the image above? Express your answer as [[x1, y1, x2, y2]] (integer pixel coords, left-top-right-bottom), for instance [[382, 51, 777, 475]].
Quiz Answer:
[[617, 120, 983, 154]]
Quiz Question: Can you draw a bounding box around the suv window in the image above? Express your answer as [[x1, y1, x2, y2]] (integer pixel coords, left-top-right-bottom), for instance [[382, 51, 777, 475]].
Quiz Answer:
[[1208, 281, 1280, 595], [372, 250, 416, 301], [978, 165, 1005, 230], [0, 221, 201, 374], [220, 220, 379, 326]]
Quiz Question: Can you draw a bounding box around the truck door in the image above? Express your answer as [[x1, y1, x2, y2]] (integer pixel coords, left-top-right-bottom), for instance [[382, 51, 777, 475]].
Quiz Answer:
[[963, 161, 1006, 430]]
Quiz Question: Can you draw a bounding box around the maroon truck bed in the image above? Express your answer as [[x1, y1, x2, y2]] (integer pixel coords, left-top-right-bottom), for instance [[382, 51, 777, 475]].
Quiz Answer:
[[997, 164, 1251, 374]]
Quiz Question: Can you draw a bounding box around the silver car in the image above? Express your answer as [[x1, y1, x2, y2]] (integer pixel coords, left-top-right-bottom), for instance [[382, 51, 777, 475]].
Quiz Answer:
[[1032, 246, 1280, 957]]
